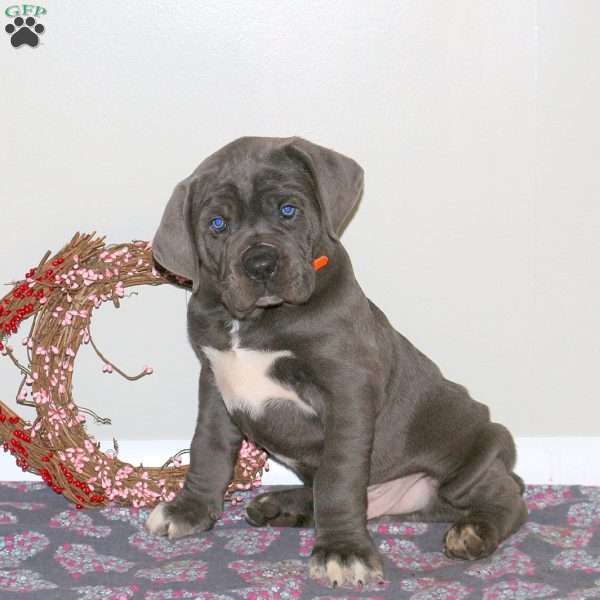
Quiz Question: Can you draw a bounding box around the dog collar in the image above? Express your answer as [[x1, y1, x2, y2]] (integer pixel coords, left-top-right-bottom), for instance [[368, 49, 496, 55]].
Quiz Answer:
[[312, 255, 329, 271]]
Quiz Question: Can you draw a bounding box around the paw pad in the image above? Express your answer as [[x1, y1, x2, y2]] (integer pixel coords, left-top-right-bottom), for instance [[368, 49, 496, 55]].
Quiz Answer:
[[444, 521, 499, 560], [5, 17, 44, 48]]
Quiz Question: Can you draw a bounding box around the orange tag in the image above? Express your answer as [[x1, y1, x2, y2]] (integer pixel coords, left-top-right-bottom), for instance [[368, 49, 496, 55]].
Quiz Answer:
[[312, 255, 329, 271]]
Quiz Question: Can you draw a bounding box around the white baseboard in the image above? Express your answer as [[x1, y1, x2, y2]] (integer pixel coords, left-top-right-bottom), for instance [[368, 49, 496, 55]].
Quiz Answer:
[[1, 437, 599, 486]]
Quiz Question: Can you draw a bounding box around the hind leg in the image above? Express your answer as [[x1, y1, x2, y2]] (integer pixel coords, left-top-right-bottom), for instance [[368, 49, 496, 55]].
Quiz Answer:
[[245, 486, 314, 527], [441, 458, 527, 560]]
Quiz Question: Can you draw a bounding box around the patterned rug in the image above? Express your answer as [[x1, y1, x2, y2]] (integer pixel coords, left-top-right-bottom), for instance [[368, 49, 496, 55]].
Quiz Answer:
[[0, 482, 599, 599]]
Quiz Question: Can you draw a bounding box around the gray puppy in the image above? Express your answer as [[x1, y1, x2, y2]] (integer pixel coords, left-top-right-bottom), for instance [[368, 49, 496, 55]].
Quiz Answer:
[[145, 136, 527, 587]]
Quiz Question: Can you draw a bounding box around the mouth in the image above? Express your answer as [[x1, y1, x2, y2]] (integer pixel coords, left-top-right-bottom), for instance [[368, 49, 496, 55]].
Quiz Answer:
[[223, 289, 286, 319], [255, 295, 284, 308], [222, 259, 316, 318]]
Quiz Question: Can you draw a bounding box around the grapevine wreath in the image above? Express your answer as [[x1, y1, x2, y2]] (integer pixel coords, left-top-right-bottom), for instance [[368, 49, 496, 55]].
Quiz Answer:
[[0, 232, 268, 510]]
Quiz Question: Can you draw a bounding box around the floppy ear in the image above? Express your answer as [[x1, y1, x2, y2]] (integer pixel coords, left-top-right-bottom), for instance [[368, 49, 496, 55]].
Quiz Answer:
[[286, 137, 364, 239], [152, 175, 201, 291]]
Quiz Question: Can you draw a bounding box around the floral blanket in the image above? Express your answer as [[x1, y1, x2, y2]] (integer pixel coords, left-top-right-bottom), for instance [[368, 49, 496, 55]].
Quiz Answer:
[[0, 482, 599, 599]]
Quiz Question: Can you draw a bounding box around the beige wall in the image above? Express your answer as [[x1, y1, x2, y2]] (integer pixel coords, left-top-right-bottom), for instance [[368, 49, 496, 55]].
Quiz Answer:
[[1, 1, 598, 445]]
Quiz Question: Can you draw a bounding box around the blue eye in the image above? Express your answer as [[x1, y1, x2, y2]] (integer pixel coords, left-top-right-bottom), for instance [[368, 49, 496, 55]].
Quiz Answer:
[[280, 204, 297, 218], [209, 216, 227, 232]]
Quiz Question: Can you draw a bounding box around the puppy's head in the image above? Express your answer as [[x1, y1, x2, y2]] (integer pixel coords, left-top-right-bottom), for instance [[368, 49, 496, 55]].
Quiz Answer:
[[152, 136, 363, 318]]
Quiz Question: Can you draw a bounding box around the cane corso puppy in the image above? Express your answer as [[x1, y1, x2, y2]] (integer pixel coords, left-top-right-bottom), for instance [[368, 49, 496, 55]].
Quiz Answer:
[[146, 136, 527, 587]]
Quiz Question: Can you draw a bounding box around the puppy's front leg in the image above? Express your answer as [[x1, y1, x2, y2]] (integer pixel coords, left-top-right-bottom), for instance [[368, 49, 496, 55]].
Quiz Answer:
[[146, 367, 243, 539], [309, 382, 384, 587]]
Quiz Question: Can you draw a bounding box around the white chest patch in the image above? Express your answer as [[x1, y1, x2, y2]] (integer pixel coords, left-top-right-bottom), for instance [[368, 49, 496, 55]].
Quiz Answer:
[[202, 320, 316, 420], [269, 451, 299, 472]]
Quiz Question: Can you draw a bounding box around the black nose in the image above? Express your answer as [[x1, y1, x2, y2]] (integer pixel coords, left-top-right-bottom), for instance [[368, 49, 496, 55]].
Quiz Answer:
[[242, 244, 279, 281]]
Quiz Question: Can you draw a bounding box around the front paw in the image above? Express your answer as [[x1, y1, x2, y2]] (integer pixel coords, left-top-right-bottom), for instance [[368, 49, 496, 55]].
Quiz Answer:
[[145, 496, 219, 540], [309, 538, 384, 587]]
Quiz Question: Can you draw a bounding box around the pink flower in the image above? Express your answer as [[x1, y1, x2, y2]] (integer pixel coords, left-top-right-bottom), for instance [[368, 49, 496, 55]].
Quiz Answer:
[[102, 363, 113, 374], [143, 366, 154, 375]]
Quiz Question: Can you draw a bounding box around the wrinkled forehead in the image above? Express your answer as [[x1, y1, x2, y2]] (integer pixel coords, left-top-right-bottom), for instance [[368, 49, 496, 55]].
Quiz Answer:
[[197, 146, 314, 207]]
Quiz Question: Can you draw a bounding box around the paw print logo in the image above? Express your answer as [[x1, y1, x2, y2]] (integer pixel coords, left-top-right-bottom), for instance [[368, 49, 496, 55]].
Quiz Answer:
[[5, 16, 45, 48]]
